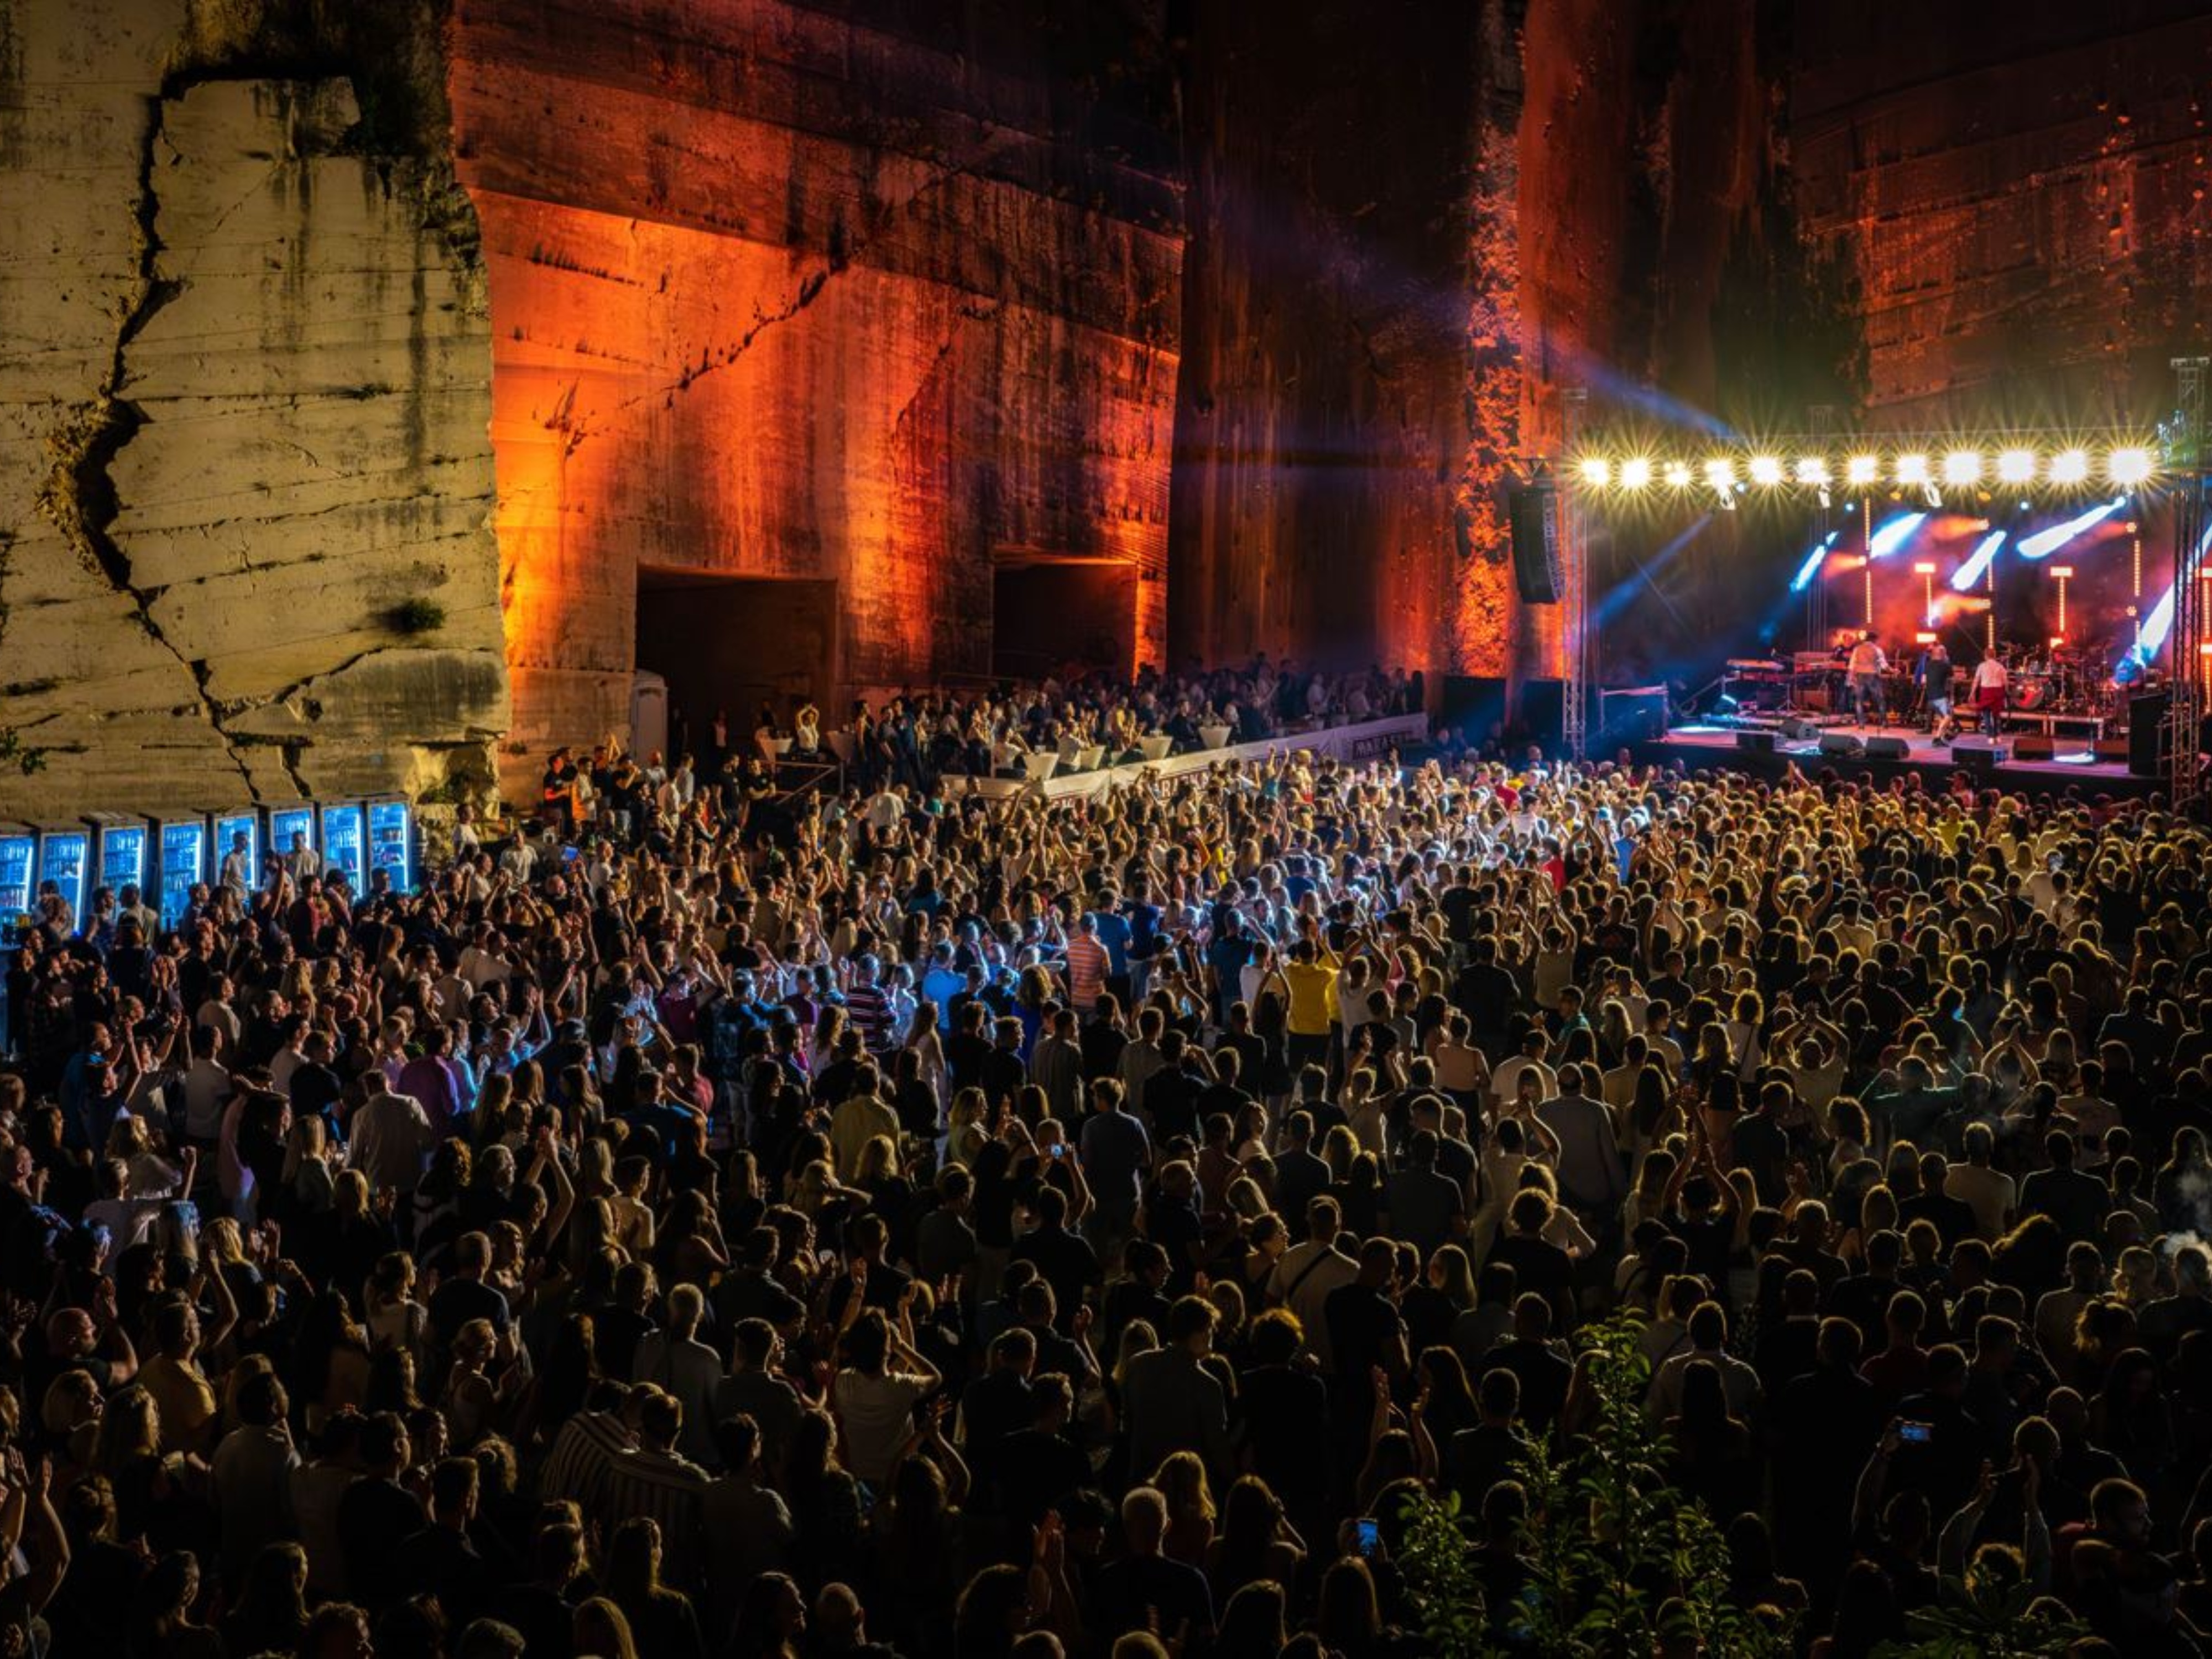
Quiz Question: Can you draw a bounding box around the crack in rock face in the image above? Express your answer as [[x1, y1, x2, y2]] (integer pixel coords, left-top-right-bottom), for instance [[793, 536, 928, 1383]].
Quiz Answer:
[[2, 6, 508, 817]]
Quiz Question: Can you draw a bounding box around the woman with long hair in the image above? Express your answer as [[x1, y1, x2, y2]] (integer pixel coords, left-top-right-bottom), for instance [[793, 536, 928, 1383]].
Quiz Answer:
[[222, 1541, 310, 1657], [573, 1595, 642, 1659], [1215, 1579, 1290, 1659], [1208, 1477, 1307, 1606], [604, 1516, 708, 1659], [784, 1408, 869, 1593], [1149, 1449, 1218, 1567]]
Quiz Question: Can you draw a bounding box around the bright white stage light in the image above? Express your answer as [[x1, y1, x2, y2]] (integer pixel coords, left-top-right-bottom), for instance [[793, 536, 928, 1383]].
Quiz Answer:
[[1619, 457, 1652, 489], [1894, 453, 1929, 486], [1578, 457, 1612, 487], [1703, 458, 1736, 492], [1795, 456, 1830, 486], [1997, 449, 2037, 484], [1749, 456, 1785, 487], [2050, 448, 2089, 484], [2108, 447, 2153, 487], [1846, 455, 1880, 488], [1942, 450, 1982, 486], [1663, 461, 1694, 489]]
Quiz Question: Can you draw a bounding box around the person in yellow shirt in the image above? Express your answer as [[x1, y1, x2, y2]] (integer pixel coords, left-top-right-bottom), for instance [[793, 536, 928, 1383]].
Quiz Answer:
[[1279, 938, 1340, 1072], [139, 1265, 238, 1457]]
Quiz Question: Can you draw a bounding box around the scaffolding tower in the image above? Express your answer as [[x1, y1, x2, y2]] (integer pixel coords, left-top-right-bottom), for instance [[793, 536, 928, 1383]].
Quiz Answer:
[[2169, 357, 2207, 806], [1561, 388, 1590, 761]]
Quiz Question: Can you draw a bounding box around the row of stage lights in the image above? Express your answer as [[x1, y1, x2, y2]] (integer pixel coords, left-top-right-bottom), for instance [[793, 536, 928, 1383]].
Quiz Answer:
[[1572, 446, 2158, 493]]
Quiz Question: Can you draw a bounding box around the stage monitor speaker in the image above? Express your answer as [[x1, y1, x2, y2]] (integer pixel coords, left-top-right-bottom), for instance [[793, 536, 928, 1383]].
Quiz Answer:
[[1507, 482, 1562, 604], [2013, 734, 2055, 761], [1865, 735, 1911, 759], [1952, 737, 2007, 775], [2095, 736, 2131, 763], [1818, 732, 1864, 758], [1781, 717, 1820, 740], [2130, 690, 2169, 777], [1736, 729, 1777, 753], [1597, 689, 1668, 748]]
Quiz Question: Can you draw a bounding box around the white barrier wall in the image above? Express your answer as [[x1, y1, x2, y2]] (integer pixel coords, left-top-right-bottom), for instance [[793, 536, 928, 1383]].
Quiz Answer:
[[948, 713, 1430, 803]]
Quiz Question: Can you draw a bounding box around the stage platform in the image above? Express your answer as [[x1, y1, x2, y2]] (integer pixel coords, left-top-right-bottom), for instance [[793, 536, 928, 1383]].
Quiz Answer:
[[1641, 721, 2157, 799]]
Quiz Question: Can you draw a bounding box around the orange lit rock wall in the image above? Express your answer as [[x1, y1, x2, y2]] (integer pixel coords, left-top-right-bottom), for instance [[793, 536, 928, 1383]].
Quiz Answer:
[[1792, 1, 2212, 419], [448, 0, 1182, 786]]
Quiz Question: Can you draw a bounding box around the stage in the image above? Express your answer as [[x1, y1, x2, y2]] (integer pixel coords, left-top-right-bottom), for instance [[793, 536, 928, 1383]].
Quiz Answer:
[[1640, 719, 2157, 797]]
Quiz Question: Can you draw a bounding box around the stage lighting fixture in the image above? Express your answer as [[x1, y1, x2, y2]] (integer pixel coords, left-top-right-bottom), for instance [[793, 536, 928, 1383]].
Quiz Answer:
[[2051, 448, 2089, 484], [1578, 457, 1612, 487], [1942, 450, 1981, 486], [1894, 452, 1929, 486], [1795, 456, 1830, 486], [1749, 456, 1784, 487], [1997, 448, 2036, 484], [1703, 458, 1736, 492], [1911, 561, 1937, 574], [1663, 461, 1693, 489], [1619, 457, 1652, 489], [2108, 447, 2153, 487], [1846, 455, 1880, 488]]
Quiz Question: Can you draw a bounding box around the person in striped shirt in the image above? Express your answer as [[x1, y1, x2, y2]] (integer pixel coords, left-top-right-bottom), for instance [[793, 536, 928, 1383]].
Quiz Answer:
[[844, 953, 894, 1052], [1064, 914, 1110, 1014], [597, 1387, 710, 1589]]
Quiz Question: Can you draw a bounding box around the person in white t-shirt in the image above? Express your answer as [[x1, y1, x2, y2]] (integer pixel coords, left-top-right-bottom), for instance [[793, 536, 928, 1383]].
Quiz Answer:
[[1970, 652, 2009, 735]]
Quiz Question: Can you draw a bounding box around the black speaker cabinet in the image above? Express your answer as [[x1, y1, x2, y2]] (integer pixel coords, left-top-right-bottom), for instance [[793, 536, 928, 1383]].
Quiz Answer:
[[1507, 482, 1562, 604], [1736, 729, 1777, 753], [1864, 735, 1911, 759]]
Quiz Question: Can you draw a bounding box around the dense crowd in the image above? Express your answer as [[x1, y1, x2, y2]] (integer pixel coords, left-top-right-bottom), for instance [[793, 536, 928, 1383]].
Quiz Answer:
[[4, 690, 2212, 1658]]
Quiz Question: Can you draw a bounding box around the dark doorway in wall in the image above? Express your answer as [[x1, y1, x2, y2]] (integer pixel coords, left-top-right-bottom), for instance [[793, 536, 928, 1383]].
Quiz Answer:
[[991, 560, 1136, 681], [635, 569, 836, 764]]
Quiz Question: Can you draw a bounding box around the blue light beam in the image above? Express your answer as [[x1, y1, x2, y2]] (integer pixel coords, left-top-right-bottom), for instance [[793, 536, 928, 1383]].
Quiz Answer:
[[1789, 530, 1840, 592], [2134, 521, 2212, 663], [2018, 497, 2124, 560], [1950, 530, 2007, 592], [1866, 512, 1929, 561]]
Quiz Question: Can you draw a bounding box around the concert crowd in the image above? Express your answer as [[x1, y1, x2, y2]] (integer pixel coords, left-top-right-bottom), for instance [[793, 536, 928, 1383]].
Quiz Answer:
[[4, 667, 2212, 1659]]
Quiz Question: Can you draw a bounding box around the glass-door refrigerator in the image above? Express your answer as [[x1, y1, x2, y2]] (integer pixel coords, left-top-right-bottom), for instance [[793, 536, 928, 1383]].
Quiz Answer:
[[368, 797, 415, 893], [267, 805, 316, 883], [88, 813, 149, 902], [152, 815, 208, 928], [319, 801, 366, 893], [212, 810, 260, 895], [36, 823, 91, 931], [0, 823, 35, 932]]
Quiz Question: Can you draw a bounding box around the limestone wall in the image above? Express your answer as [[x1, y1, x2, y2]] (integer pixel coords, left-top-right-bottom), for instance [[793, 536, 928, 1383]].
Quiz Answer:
[[0, 0, 505, 815]]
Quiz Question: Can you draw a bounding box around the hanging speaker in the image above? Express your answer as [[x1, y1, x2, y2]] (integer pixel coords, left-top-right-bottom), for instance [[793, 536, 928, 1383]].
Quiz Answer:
[[1507, 481, 1562, 604]]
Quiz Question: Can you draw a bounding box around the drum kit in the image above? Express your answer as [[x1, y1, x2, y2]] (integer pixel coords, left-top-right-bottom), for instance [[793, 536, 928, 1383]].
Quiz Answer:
[[2005, 640, 2121, 716]]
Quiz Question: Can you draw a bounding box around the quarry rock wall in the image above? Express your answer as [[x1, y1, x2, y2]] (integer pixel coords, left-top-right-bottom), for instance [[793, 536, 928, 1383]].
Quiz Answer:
[[450, 0, 1185, 796], [0, 0, 506, 815]]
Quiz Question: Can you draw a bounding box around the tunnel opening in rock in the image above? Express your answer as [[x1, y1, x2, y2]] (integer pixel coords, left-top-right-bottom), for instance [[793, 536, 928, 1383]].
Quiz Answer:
[[633, 569, 836, 763], [989, 559, 1140, 683]]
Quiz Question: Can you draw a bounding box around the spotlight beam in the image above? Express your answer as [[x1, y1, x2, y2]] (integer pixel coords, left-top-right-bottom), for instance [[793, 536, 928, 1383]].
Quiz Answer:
[[1950, 530, 2007, 592], [2018, 497, 2125, 560], [1789, 531, 1841, 593], [2136, 522, 2212, 662], [1866, 512, 1929, 561]]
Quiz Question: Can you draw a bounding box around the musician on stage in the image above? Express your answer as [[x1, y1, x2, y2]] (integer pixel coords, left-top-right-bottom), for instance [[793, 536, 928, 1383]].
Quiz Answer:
[[2114, 640, 2154, 690], [1916, 640, 1955, 738], [1970, 650, 2008, 737], [1846, 630, 1887, 724]]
